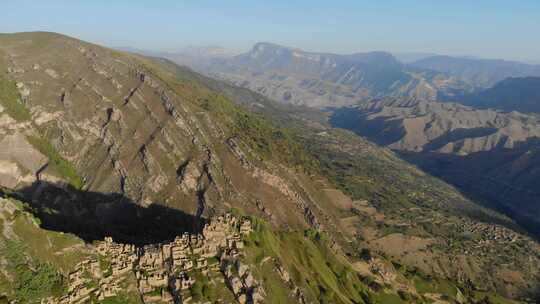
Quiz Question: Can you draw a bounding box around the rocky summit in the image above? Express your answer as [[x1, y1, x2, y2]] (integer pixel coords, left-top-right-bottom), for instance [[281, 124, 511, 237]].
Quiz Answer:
[[0, 32, 540, 304]]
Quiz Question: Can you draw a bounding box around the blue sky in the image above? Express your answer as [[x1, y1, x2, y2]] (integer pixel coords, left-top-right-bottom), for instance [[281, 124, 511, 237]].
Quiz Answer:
[[1, 0, 539, 62]]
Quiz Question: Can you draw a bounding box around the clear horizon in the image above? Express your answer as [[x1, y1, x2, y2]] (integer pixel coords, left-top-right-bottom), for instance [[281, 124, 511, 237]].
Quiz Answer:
[[1, 0, 540, 63]]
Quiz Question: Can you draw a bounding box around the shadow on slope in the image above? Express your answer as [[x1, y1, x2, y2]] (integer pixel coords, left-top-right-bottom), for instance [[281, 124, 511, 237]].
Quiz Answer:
[[328, 106, 406, 146], [328, 106, 540, 238], [0, 181, 203, 245], [399, 143, 540, 239]]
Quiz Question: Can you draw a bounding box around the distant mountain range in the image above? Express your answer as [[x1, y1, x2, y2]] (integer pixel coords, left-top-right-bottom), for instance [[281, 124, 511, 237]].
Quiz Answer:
[[116, 45, 236, 68], [193, 42, 472, 107], [409, 55, 540, 88], [392, 52, 440, 63], [460, 77, 540, 114], [122, 44, 540, 108], [117, 41, 540, 237]]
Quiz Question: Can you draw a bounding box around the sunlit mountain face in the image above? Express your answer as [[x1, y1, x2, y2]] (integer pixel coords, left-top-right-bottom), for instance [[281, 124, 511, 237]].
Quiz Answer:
[[1, 1, 540, 303]]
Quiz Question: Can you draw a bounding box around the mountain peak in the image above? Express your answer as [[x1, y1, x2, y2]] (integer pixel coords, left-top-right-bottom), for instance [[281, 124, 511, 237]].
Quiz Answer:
[[252, 41, 289, 50], [248, 42, 297, 59]]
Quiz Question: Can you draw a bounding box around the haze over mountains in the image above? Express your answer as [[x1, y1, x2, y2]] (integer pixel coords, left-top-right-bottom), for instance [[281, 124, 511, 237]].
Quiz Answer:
[[1, 32, 540, 304], [140, 42, 540, 113], [116, 45, 237, 71], [410, 56, 540, 88], [461, 77, 540, 114], [156, 41, 540, 238], [190, 42, 475, 107]]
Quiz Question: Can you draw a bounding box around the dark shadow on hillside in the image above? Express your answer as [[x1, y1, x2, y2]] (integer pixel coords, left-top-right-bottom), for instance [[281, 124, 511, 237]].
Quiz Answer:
[[0, 181, 204, 246], [398, 147, 540, 239], [328, 106, 406, 146], [327, 106, 540, 239], [422, 127, 498, 151]]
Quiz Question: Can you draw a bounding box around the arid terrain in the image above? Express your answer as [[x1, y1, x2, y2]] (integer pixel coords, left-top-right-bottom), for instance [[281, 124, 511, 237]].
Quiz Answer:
[[0, 32, 539, 304]]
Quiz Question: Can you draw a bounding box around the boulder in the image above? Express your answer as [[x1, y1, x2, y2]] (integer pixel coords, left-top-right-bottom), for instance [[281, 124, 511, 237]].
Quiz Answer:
[[243, 273, 255, 288], [238, 264, 249, 277], [0, 161, 21, 188], [230, 277, 243, 295], [237, 294, 247, 304], [45, 68, 59, 79], [0, 114, 17, 128]]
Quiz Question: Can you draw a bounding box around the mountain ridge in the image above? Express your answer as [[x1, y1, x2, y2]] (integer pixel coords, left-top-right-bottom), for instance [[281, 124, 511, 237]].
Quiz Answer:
[[196, 42, 472, 107], [0, 31, 539, 303], [410, 55, 540, 88], [460, 76, 540, 114]]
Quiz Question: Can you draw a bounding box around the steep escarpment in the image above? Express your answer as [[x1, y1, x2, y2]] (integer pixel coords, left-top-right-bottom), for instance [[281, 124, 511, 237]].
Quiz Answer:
[[0, 32, 326, 237], [0, 32, 539, 303]]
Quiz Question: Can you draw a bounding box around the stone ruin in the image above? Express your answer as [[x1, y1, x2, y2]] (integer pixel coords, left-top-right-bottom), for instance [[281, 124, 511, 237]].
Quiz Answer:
[[46, 214, 258, 304]]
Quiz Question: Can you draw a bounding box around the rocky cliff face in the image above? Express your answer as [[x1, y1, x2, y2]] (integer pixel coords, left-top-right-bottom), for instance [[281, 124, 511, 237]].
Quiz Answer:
[[0, 32, 328, 235], [1, 32, 539, 303]]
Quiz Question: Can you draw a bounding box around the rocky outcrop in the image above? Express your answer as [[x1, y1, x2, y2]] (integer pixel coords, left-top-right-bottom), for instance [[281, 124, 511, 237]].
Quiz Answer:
[[0, 161, 22, 189], [226, 137, 251, 168], [220, 252, 265, 304], [251, 167, 321, 229], [275, 261, 309, 304]]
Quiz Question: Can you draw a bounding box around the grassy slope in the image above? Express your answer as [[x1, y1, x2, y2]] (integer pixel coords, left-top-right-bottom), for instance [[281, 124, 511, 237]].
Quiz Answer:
[[241, 216, 520, 304], [0, 52, 32, 121], [0, 198, 90, 302], [0, 50, 84, 189], [139, 57, 318, 173], [243, 218, 371, 304], [0, 34, 532, 302], [26, 135, 84, 189], [152, 60, 536, 301]]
